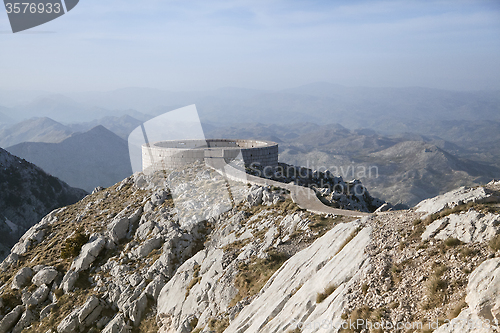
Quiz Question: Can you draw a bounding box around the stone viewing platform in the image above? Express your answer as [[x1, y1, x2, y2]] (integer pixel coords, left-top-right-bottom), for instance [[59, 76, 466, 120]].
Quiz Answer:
[[142, 139, 278, 171]]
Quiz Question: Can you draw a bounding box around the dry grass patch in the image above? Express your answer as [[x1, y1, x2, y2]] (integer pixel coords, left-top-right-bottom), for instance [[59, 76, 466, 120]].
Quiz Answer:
[[340, 306, 386, 333], [448, 298, 467, 319], [230, 249, 288, 307], [335, 226, 362, 255], [185, 264, 202, 298], [489, 234, 500, 251], [208, 316, 230, 333], [316, 284, 338, 303], [444, 237, 462, 247], [422, 264, 448, 310]]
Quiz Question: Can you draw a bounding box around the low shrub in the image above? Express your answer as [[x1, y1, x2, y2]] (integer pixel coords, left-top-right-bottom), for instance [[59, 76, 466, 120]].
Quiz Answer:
[[316, 284, 338, 303], [60, 228, 89, 259]]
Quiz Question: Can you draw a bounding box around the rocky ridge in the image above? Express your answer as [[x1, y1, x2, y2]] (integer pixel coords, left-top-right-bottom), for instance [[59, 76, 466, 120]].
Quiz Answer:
[[0, 163, 499, 333], [0, 148, 87, 260]]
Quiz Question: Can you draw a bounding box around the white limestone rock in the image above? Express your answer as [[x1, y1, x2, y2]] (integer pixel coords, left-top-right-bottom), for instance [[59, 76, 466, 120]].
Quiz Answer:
[[40, 304, 56, 320], [466, 258, 500, 325], [135, 221, 155, 240], [57, 295, 104, 333], [11, 267, 33, 290], [78, 295, 103, 327], [0, 305, 24, 333], [9, 208, 61, 257], [246, 186, 264, 206], [434, 258, 500, 333], [133, 237, 163, 258], [157, 247, 236, 332], [0, 253, 19, 272], [32, 267, 58, 286], [61, 270, 79, 293], [416, 186, 499, 216], [434, 307, 494, 333], [70, 236, 106, 272], [128, 273, 142, 287], [24, 284, 50, 306], [375, 203, 393, 212], [102, 313, 132, 333], [108, 217, 130, 243], [422, 211, 500, 243], [144, 275, 167, 300], [151, 190, 169, 206], [57, 311, 78, 333], [225, 222, 371, 333], [12, 310, 35, 333], [126, 292, 148, 326], [156, 220, 371, 333]]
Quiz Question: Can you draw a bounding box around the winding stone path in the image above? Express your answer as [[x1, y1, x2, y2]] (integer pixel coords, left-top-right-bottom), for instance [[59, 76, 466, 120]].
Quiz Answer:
[[206, 157, 370, 218]]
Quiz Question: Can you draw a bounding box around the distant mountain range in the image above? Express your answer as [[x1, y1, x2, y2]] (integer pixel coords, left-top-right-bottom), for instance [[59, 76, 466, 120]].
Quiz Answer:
[[1, 83, 499, 129], [0, 117, 73, 148], [67, 114, 143, 140], [205, 123, 500, 207], [0, 148, 86, 259], [0, 83, 498, 206], [7, 126, 133, 192], [0, 93, 151, 124], [0, 115, 143, 149]]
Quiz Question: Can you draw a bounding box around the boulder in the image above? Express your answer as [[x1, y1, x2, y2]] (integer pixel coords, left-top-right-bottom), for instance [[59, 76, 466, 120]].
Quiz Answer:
[[40, 304, 56, 320], [57, 296, 104, 332], [416, 186, 499, 216], [12, 310, 35, 333], [127, 292, 148, 326], [24, 284, 50, 306], [422, 211, 500, 244], [57, 311, 79, 333], [133, 237, 162, 258], [144, 275, 166, 300], [466, 258, 500, 324], [108, 217, 130, 243], [11, 267, 33, 290], [32, 267, 58, 286], [77, 295, 103, 327], [70, 236, 106, 272], [246, 186, 264, 206], [135, 221, 155, 240], [102, 313, 132, 333], [0, 253, 19, 272], [151, 190, 169, 206], [0, 305, 24, 333], [61, 270, 79, 293]]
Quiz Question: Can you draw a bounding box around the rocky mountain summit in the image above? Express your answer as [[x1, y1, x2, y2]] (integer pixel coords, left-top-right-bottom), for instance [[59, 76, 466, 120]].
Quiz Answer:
[[0, 148, 86, 260], [0, 162, 499, 333]]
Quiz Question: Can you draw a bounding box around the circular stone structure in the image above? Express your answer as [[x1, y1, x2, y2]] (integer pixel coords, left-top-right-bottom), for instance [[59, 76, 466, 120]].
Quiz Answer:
[[142, 139, 278, 171]]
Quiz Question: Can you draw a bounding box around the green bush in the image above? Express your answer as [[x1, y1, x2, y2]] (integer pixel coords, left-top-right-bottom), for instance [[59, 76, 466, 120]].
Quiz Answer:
[[61, 228, 89, 259]]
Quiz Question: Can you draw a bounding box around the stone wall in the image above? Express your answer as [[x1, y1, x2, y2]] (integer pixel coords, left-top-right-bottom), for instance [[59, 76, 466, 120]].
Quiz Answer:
[[142, 139, 278, 171]]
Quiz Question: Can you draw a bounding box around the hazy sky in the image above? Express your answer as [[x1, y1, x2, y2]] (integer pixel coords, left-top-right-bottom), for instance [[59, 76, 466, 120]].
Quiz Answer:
[[1, 0, 499, 92]]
